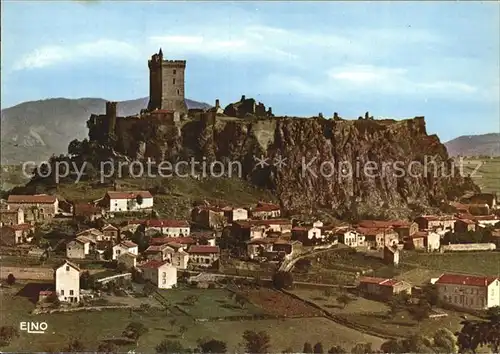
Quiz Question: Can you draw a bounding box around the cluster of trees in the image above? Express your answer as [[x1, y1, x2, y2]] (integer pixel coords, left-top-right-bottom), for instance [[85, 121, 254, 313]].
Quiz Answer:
[[442, 228, 494, 245]]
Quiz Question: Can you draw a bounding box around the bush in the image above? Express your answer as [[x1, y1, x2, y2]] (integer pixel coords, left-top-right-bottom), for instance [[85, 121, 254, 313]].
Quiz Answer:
[[6, 274, 15, 286]]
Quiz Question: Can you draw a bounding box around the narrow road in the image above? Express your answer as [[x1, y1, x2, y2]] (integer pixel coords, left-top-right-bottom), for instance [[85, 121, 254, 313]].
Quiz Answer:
[[279, 243, 349, 272]]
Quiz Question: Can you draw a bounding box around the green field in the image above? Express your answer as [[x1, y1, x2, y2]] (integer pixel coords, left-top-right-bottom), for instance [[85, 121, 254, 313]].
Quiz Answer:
[[401, 251, 500, 277], [1, 283, 385, 352], [459, 157, 500, 193]]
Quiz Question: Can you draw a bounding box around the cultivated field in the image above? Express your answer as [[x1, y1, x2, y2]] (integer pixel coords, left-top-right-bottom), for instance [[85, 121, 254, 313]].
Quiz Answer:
[[0, 282, 385, 352], [459, 157, 500, 193]]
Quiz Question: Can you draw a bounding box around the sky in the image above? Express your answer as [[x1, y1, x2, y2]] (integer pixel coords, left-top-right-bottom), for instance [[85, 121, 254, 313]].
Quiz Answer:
[[1, 1, 499, 142]]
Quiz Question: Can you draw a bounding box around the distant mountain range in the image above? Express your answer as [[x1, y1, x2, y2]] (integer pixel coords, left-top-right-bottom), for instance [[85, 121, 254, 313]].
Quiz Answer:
[[444, 133, 500, 157], [0, 97, 210, 164]]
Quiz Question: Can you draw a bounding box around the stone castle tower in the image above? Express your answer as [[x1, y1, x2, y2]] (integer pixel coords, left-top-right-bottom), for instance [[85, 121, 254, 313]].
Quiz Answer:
[[147, 48, 187, 113]]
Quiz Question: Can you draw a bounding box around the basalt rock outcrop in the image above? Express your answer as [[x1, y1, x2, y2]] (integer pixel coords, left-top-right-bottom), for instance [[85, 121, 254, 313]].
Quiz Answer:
[[86, 112, 479, 218]]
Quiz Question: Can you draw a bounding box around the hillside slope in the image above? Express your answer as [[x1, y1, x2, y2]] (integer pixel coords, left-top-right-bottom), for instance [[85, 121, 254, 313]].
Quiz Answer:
[[0, 97, 210, 164], [445, 133, 500, 157]]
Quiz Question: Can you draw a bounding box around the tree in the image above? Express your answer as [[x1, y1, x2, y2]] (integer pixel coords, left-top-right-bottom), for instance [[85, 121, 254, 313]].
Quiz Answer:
[[97, 341, 119, 353], [156, 339, 184, 353], [303, 342, 313, 353], [0, 326, 19, 347], [80, 270, 91, 289], [350, 343, 372, 354], [336, 294, 353, 309], [456, 310, 500, 353], [328, 345, 347, 354], [184, 294, 199, 306], [313, 342, 324, 353], [242, 330, 271, 353], [143, 281, 156, 297], [66, 338, 85, 352], [136, 194, 144, 206], [6, 273, 15, 286], [272, 271, 293, 290], [410, 299, 432, 322], [123, 322, 148, 347], [198, 338, 227, 353], [433, 328, 458, 353], [233, 293, 247, 309], [422, 284, 440, 307]]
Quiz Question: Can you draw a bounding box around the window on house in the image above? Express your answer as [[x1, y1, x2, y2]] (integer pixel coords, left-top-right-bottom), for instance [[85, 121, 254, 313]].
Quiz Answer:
[[173, 69, 176, 75], [70, 290, 74, 295], [205, 259, 210, 264], [163, 279, 166, 284], [61, 290, 64, 295], [177, 89, 180, 95], [66, 266, 70, 271], [173, 78, 176, 85]]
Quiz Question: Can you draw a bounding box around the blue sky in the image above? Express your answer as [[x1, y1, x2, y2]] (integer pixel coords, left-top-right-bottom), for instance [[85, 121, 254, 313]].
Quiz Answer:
[[1, 1, 499, 141]]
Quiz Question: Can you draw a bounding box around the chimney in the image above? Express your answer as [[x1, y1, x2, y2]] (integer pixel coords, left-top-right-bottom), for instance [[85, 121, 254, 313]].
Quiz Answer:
[[215, 99, 220, 108], [241, 95, 246, 102]]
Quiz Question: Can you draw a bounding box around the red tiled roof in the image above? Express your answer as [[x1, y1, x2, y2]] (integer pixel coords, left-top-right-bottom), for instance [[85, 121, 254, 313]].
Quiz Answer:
[[359, 276, 405, 287], [435, 273, 498, 287], [74, 203, 102, 215], [188, 245, 220, 254], [456, 218, 476, 225], [8, 223, 33, 231], [102, 224, 118, 231], [254, 202, 280, 212], [358, 220, 412, 229], [119, 241, 138, 248], [292, 227, 308, 232], [8, 194, 57, 204], [355, 226, 392, 236], [106, 191, 152, 200], [140, 260, 169, 269], [145, 245, 172, 252], [75, 236, 94, 244], [416, 215, 455, 222], [252, 219, 291, 226]]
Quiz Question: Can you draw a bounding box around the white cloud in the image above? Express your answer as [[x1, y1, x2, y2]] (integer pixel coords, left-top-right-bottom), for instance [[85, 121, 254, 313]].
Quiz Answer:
[[14, 39, 140, 70], [328, 65, 407, 84]]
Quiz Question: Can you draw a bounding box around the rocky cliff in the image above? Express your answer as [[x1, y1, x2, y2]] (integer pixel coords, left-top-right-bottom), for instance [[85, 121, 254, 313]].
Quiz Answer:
[[87, 113, 479, 218]]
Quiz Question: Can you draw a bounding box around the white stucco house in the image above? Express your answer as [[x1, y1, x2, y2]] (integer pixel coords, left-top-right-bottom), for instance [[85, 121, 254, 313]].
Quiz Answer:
[[103, 191, 153, 213], [434, 273, 500, 310], [55, 260, 80, 303], [112, 241, 138, 260], [188, 245, 220, 267], [142, 219, 190, 237], [140, 260, 177, 289]]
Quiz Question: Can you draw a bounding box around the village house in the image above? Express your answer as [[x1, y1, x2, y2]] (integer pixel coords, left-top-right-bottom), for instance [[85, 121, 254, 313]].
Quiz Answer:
[[190, 231, 217, 246], [191, 206, 227, 229], [0, 208, 24, 226], [55, 260, 80, 303], [383, 246, 399, 266], [231, 219, 293, 241], [454, 218, 477, 233], [188, 245, 220, 268], [471, 214, 500, 228], [358, 276, 412, 300], [403, 230, 440, 251], [140, 260, 177, 289], [224, 207, 249, 223], [335, 227, 365, 247], [149, 236, 196, 250], [0, 223, 34, 246], [117, 252, 137, 269], [171, 249, 189, 269], [73, 203, 105, 222], [112, 241, 139, 260], [140, 219, 190, 237], [272, 239, 302, 258], [433, 273, 500, 310], [356, 226, 398, 249], [246, 238, 275, 259], [291, 226, 324, 246], [358, 220, 419, 239], [414, 215, 456, 233], [76, 228, 104, 242], [144, 244, 175, 262], [103, 191, 153, 213], [66, 236, 95, 259], [101, 224, 119, 242], [250, 202, 281, 219], [7, 194, 59, 221]]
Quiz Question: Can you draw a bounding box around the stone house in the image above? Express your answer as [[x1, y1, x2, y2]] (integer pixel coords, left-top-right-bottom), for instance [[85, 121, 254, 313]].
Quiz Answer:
[[455, 218, 477, 233], [291, 226, 323, 246], [358, 220, 418, 239], [101, 224, 119, 242], [188, 245, 220, 268], [73, 203, 105, 222], [66, 236, 95, 259], [250, 202, 281, 219], [191, 206, 227, 229], [76, 228, 104, 242], [414, 215, 456, 233], [149, 236, 196, 249], [383, 246, 399, 266], [117, 252, 137, 269], [171, 249, 189, 269], [103, 191, 153, 213], [0, 224, 34, 245], [246, 238, 275, 259], [7, 194, 59, 221], [358, 276, 412, 300], [433, 273, 500, 310], [140, 260, 177, 289], [223, 207, 248, 223], [112, 241, 139, 260], [0, 208, 24, 226], [356, 226, 398, 249], [335, 227, 365, 247], [144, 244, 175, 262], [141, 219, 190, 237], [55, 260, 80, 303]]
